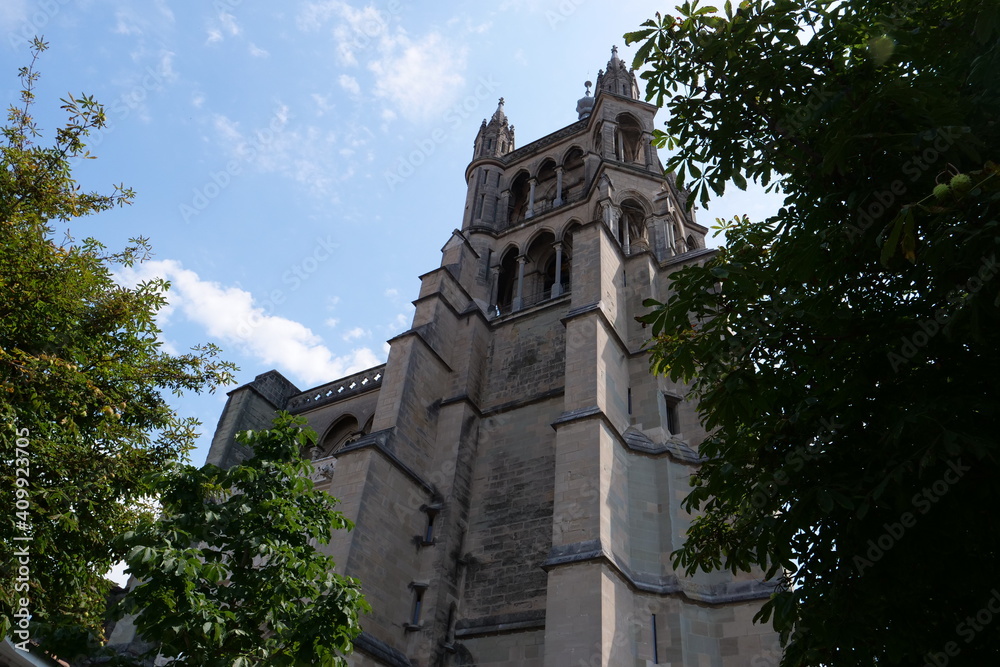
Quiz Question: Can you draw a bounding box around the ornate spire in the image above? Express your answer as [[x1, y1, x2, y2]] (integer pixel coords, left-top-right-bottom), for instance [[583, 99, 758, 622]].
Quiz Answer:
[[595, 45, 639, 100], [473, 97, 515, 159]]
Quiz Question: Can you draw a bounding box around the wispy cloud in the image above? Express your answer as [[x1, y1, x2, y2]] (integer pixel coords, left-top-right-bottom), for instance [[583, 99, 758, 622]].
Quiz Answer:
[[117, 260, 382, 387], [206, 9, 241, 44], [209, 104, 369, 199], [338, 74, 361, 96], [369, 32, 467, 121], [297, 1, 469, 122], [342, 327, 370, 342]]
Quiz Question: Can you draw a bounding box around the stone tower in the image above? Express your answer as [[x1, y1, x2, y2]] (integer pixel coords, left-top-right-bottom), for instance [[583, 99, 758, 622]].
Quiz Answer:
[[201, 48, 777, 666]]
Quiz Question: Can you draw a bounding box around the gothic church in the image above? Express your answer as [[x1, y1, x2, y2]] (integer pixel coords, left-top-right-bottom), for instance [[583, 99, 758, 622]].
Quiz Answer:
[[199, 47, 777, 666]]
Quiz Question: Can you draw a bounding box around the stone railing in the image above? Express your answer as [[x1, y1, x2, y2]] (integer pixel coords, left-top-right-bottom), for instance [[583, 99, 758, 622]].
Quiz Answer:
[[286, 364, 386, 412], [494, 283, 570, 317]]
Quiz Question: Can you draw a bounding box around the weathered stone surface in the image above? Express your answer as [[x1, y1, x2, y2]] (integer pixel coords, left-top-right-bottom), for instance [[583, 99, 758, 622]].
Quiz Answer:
[[184, 51, 779, 667]]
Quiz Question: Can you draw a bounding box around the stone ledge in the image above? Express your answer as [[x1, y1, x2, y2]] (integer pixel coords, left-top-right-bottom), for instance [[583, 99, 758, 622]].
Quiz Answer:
[[542, 540, 776, 604], [354, 631, 411, 667], [622, 427, 707, 464], [455, 609, 547, 637], [551, 406, 704, 466]]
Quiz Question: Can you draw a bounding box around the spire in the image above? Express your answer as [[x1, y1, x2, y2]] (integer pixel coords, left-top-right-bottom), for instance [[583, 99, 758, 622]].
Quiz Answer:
[[493, 97, 506, 122], [595, 45, 639, 100], [473, 97, 515, 159], [576, 80, 595, 120]]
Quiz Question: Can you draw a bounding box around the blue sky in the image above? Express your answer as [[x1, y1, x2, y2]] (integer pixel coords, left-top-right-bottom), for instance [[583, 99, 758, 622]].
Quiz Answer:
[[2, 0, 781, 467]]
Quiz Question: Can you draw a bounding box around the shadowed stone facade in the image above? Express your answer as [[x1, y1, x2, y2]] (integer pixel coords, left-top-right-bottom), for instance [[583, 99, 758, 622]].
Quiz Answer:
[[201, 48, 779, 667]]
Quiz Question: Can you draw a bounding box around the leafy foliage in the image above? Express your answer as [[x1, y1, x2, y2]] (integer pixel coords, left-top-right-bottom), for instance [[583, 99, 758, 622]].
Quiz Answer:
[[0, 38, 236, 653], [119, 413, 369, 666], [628, 1, 1000, 664]]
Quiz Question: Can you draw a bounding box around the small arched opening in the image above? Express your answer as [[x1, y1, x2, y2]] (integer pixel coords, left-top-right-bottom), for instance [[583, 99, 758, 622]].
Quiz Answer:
[[536, 159, 557, 213], [615, 114, 644, 164], [508, 172, 531, 223], [524, 231, 557, 307], [494, 247, 520, 315], [561, 147, 585, 204], [318, 415, 362, 458], [619, 198, 648, 254]]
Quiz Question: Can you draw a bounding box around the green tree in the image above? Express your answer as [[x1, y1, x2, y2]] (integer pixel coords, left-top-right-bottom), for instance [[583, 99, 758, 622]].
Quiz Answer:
[[627, 1, 1000, 665], [118, 413, 369, 666], [1, 39, 236, 653]]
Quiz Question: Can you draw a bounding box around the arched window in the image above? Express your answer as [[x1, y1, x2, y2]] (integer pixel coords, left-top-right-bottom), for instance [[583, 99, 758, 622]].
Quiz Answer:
[[524, 231, 557, 307], [615, 114, 643, 164], [317, 415, 365, 458], [620, 199, 648, 254], [561, 148, 585, 203], [494, 248, 519, 315], [508, 172, 531, 223], [536, 159, 557, 212]]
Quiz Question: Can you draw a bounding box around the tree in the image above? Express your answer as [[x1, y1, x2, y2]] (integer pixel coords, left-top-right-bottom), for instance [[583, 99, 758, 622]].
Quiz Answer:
[[627, 1, 1000, 665], [117, 413, 369, 666], [0, 39, 236, 654]]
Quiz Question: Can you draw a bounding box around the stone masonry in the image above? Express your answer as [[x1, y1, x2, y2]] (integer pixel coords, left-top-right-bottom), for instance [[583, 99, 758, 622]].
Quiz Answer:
[[196, 48, 779, 666]]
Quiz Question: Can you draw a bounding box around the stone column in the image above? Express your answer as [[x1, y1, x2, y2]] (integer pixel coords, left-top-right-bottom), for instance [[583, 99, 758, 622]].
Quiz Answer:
[[643, 131, 656, 169], [499, 190, 510, 228], [623, 219, 631, 256], [513, 255, 527, 311], [554, 167, 564, 207], [527, 178, 537, 219], [552, 242, 564, 297]]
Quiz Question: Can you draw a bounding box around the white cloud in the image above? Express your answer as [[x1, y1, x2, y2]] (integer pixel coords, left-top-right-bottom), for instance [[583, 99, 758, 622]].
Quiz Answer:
[[296, 2, 467, 121], [338, 74, 361, 96], [249, 42, 269, 58], [117, 260, 381, 387], [368, 32, 467, 121], [211, 104, 370, 199], [114, 10, 143, 35], [206, 10, 241, 44], [342, 327, 370, 342], [158, 51, 178, 83], [389, 313, 410, 333], [299, 2, 391, 65], [312, 93, 335, 116], [219, 11, 241, 36], [384, 288, 399, 299], [325, 318, 340, 329]]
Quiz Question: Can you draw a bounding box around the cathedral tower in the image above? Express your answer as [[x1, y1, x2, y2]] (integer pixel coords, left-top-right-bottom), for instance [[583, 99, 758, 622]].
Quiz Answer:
[[196, 47, 777, 667]]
